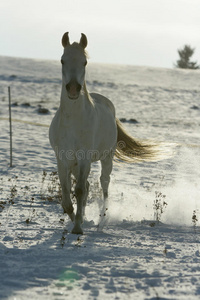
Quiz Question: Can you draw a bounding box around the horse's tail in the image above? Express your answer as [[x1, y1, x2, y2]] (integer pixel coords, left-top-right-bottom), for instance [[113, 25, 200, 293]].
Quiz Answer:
[[115, 118, 174, 163]]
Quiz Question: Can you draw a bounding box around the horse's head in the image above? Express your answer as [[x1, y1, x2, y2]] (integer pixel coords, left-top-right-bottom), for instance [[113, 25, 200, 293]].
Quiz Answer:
[[61, 32, 88, 100]]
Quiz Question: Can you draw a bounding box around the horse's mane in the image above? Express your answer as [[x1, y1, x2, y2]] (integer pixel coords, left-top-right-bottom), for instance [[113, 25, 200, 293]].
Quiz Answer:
[[83, 82, 94, 106]]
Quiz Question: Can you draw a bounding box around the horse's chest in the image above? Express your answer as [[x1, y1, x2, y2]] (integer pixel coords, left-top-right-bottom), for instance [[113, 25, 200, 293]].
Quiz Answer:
[[58, 119, 93, 149]]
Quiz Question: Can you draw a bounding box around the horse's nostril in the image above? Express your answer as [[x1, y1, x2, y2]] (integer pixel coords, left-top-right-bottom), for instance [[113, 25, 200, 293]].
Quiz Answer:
[[77, 84, 81, 92], [66, 83, 70, 91], [66, 81, 82, 93]]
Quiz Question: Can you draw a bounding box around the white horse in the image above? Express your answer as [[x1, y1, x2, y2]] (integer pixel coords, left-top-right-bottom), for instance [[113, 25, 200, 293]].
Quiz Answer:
[[49, 32, 163, 234]]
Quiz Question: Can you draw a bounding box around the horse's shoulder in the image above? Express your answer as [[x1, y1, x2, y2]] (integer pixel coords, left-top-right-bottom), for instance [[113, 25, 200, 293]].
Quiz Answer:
[[90, 92, 115, 115]]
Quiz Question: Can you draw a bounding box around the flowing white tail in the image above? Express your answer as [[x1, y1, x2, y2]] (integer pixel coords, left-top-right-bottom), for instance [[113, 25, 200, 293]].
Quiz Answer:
[[115, 118, 171, 163]]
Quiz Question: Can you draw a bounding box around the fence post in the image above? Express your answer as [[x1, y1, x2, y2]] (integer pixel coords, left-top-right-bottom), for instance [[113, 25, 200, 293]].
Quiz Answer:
[[8, 86, 13, 167]]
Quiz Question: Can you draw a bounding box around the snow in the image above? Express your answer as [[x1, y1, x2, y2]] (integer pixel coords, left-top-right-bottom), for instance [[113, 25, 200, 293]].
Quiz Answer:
[[0, 56, 200, 299]]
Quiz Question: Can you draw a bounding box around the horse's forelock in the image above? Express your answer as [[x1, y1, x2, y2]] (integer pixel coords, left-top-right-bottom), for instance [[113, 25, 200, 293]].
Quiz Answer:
[[64, 42, 88, 59]]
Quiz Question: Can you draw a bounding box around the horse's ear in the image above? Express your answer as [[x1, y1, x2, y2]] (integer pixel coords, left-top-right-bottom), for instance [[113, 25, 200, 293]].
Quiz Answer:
[[79, 33, 87, 49], [62, 32, 70, 48]]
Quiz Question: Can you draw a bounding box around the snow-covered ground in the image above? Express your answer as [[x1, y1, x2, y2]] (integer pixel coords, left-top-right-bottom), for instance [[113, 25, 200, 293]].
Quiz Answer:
[[0, 56, 200, 299]]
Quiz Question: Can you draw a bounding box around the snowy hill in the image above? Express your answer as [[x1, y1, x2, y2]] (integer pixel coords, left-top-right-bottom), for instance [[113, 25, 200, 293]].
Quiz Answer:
[[0, 56, 200, 299]]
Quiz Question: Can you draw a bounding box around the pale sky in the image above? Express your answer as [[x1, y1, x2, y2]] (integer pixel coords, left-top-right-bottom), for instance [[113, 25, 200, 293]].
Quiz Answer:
[[1, 0, 200, 68]]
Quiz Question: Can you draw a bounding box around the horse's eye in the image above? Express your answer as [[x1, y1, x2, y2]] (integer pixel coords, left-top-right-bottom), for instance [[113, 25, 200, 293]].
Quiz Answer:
[[84, 61, 87, 66], [61, 59, 64, 65]]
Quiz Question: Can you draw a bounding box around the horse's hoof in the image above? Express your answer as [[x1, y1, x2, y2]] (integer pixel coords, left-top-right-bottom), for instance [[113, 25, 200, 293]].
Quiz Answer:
[[71, 224, 83, 235]]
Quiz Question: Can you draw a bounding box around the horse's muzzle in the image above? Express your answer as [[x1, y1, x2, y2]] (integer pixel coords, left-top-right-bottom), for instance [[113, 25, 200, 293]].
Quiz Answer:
[[66, 80, 82, 99]]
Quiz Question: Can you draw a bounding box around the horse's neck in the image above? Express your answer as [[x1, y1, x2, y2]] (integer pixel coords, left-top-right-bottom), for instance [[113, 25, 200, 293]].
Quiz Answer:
[[60, 81, 93, 113]]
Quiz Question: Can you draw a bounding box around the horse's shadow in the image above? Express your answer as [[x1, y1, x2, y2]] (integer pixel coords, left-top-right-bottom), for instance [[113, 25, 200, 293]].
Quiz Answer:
[[0, 216, 145, 299], [0, 207, 114, 299]]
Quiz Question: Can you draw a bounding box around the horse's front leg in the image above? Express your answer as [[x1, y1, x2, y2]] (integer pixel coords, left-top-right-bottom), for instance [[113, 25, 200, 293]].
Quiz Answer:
[[72, 161, 90, 234], [57, 159, 75, 222]]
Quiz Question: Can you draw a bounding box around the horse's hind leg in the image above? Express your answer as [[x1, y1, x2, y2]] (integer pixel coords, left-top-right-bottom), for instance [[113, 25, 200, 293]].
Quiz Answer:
[[57, 159, 75, 222], [83, 180, 89, 216], [100, 154, 113, 200], [97, 154, 113, 229], [72, 161, 91, 234]]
